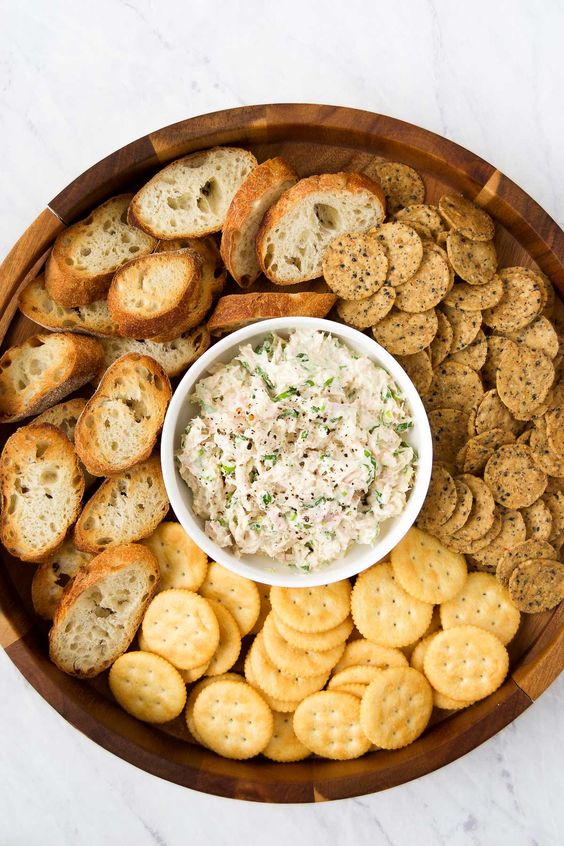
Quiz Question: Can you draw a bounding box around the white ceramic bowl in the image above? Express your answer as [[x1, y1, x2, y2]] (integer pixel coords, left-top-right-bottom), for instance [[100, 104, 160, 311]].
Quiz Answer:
[[161, 317, 432, 587]]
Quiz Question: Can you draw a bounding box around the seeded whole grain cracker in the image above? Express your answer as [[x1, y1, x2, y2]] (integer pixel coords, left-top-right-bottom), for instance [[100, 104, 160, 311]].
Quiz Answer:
[[440, 572, 520, 644], [530, 421, 564, 477], [262, 613, 344, 678], [396, 351, 433, 395], [369, 222, 424, 286], [109, 651, 187, 724], [428, 408, 470, 469], [328, 665, 384, 688], [394, 204, 445, 239], [496, 345, 554, 420], [336, 283, 396, 329], [424, 624, 508, 702], [496, 538, 556, 589], [451, 474, 495, 542], [441, 305, 482, 353], [270, 581, 351, 634], [482, 336, 518, 389], [410, 634, 474, 710], [333, 640, 408, 674], [439, 194, 495, 241], [474, 389, 521, 435], [372, 161, 426, 214], [351, 562, 433, 647], [446, 232, 497, 286], [449, 330, 488, 371], [249, 632, 328, 701], [272, 613, 353, 652], [244, 653, 299, 713], [508, 559, 564, 614], [425, 360, 484, 413], [294, 690, 372, 759], [444, 276, 504, 311], [483, 267, 545, 332], [199, 562, 260, 636], [262, 711, 310, 762], [448, 509, 503, 555], [460, 428, 516, 474], [372, 307, 438, 355], [141, 589, 220, 670], [417, 463, 457, 530], [504, 316, 559, 359], [141, 522, 207, 593], [322, 232, 388, 300], [438, 479, 474, 535], [360, 667, 433, 749], [520, 499, 553, 542], [546, 408, 564, 457], [390, 526, 467, 604], [429, 310, 454, 368], [469, 509, 527, 573], [544, 491, 564, 540], [394, 243, 451, 312], [545, 475, 564, 494], [204, 598, 242, 677], [484, 443, 547, 509], [538, 271, 556, 318], [192, 679, 273, 760]]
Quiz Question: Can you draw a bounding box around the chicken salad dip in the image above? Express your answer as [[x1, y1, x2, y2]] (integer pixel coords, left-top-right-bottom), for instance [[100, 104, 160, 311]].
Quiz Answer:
[[177, 329, 416, 571]]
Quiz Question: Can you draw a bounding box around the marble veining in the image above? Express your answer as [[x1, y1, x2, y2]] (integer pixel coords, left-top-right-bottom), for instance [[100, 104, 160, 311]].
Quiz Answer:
[[0, 0, 563, 843]]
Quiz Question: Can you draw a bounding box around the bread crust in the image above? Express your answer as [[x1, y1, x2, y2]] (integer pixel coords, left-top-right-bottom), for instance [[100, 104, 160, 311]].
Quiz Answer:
[[0, 423, 85, 562], [256, 172, 386, 284], [220, 157, 298, 287], [107, 250, 202, 338], [207, 292, 337, 336], [74, 353, 172, 476], [155, 236, 226, 298], [47, 195, 157, 307], [128, 147, 258, 239], [0, 333, 104, 423], [48, 543, 159, 677]]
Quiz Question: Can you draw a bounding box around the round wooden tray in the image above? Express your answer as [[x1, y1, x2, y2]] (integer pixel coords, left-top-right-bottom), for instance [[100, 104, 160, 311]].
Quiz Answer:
[[0, 104, 562, 803]]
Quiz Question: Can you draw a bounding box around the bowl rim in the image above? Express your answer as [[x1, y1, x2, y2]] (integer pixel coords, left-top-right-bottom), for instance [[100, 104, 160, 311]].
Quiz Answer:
[[161, 316, 433, 586]]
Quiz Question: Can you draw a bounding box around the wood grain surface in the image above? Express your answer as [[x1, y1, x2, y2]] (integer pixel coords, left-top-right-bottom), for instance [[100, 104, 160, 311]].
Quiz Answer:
[[0, 104, 562, 802]]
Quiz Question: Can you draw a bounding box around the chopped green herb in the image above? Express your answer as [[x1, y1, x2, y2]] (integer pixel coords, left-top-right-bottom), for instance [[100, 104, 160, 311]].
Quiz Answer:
[[296, 352, 309, 361], [218, 518, 228, 528], [311, 405, 325, 413], [300, 431, 309, 440], [250, 522, 262, 532], [249, 469, 259, 482], [197, 448, 205, 457], [262, 454, 279, 464], [394, 420, 413, 433], [305, 541, 314, 552], [220, 464, 235, 476], [278, 408, 299, 419], [305, 379, 315, 387], [323, 376, 334, 387], [262, 492, 272, 505], [274, 387, 298, 401], [303, 496, 333, 509], [330, 416, 343, 423]]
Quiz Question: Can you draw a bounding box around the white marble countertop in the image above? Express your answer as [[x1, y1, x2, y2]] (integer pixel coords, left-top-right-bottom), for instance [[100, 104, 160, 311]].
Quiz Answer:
[[0, 1, 562, 843]]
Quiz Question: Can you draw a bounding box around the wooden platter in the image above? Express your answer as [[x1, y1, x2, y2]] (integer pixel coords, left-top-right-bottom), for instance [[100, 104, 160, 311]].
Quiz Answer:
[[0, 104, 562, 803]]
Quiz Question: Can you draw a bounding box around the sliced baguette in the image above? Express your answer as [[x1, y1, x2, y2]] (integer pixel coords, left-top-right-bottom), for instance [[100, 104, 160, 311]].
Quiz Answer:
[[0, 333, 104, 423], [107, 250, 202, 338], [34, 397, 96, 488], [207, 292, 337, 337], [47, 195, 157, 307], [221, 157, 298, 287], [31, 538, 93, 620], [0, 424, 85, 562], [95, 325, 210, 380], [48, 543, 159, 677], [128, 147, 257, 239], [256, 172, 386, 284], [75, 354, 171, 476], [156, 236, 226, 297], [19, 274, 120, 337], [74, 456, 169, 553]]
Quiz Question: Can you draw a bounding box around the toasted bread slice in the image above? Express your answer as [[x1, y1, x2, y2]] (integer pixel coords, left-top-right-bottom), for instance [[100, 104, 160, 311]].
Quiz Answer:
[[74, 456, 169, 553], [107, 250, 202, 338], [19, 274, 120, 337], [0, 333, 104, 423], [156, 236, 226, 297], [34, 397, 96, 488], [0, 424, 85, 562], [95, 325, 210, 380], [207, 292, 337, 337], [47, 195, 157, 307], [148, 272, 214, 343], [128, 147, 257, 239], [256, 172, 386, 284], [48, 543, 159, 677], [75, 354, 171, 477], [31, 538, 93, 620], [221, 158, 298, 287]]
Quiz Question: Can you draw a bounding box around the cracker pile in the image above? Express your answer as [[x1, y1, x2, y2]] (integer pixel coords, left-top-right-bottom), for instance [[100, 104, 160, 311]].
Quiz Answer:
[[106, 523, 520, 761], [324, 167, 563, 613]]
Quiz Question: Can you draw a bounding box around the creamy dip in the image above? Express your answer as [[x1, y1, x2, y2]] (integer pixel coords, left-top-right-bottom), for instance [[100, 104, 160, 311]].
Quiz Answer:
[[177, 329, 416, 571]]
